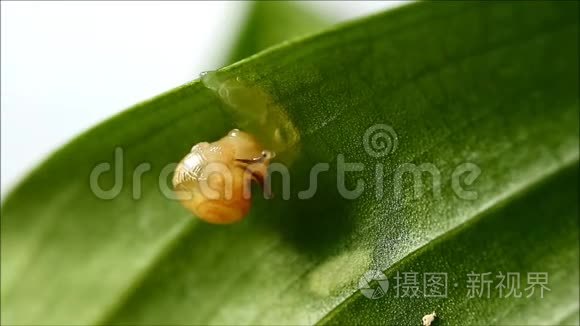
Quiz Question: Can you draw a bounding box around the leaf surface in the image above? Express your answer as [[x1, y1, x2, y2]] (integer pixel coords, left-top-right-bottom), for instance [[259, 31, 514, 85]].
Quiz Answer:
[[1, 2, 578, 325]]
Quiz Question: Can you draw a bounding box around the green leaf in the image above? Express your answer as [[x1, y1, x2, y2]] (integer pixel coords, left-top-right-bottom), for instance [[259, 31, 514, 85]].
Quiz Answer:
[[226, 1, 332, 64], [320, 165, 579, 325], [1, 1, 578, 325]]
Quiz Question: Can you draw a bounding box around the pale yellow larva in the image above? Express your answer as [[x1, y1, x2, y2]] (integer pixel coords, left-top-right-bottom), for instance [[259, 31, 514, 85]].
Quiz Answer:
[[422, 311, 437, 326], [173, 129, 274, 224]]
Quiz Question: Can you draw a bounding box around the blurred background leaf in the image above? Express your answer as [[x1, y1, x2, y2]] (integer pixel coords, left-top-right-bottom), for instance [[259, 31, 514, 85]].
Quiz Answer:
[[1, 1, 578, 325], [226, 1, 332, 64]]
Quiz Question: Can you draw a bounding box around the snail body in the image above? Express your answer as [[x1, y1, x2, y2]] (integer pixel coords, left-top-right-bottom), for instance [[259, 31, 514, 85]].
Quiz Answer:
[[201, 71, 300, 163], [173, 129, 273, 224]]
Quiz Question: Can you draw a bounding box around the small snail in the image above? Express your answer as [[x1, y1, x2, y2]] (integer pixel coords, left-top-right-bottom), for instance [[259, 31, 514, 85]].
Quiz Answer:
[[201, 71, 301, 163], [173, 129, 274, 224]]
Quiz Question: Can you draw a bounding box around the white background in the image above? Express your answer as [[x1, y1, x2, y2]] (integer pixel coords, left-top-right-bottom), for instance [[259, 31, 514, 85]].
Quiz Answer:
[[1, 1, 407, 195]]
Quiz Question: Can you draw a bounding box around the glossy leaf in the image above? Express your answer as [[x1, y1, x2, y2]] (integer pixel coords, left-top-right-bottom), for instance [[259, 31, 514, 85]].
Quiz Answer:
[[1, 1, 578, 325]]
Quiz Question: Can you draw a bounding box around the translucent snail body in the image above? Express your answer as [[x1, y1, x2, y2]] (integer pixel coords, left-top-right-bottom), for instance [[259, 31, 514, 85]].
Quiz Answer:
[[200, 71, 300, 163], [173, 129, 273, 224]]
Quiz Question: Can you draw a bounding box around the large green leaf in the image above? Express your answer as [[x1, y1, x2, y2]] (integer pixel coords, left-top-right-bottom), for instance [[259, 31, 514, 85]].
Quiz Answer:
[[1, 1, 578, 325], [320, 165, 579, 325]]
